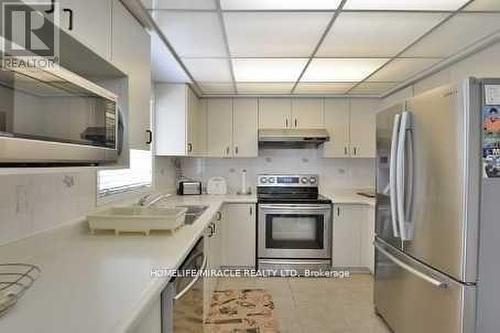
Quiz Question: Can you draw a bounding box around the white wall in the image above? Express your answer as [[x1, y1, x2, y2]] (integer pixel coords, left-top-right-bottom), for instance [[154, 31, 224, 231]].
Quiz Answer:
[[0, 170, 97, 245], [180, 149, 375, 194], [382, 41, 500, 106]]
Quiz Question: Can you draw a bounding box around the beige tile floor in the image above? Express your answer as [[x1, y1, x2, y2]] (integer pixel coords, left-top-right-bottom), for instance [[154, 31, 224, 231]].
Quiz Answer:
[[216, 274, 391, 333]]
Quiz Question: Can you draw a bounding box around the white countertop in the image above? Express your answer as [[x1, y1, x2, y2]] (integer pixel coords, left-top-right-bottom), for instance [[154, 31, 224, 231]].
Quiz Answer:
[[0, 194, 256, 333], [323, 189, 376, 207]]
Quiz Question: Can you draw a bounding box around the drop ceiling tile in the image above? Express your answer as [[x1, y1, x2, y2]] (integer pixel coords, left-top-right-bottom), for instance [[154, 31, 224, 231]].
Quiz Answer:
[[237, 83, 294, 94], [317, 12, 447, 57], [154, 12, 227, 58], [302, 58, 389, 82], [403, 13, 500, 57], [220, 0, 341, 10], [368, 58, 441, 82], [349, 82, 399, 95], [463, 0, 500, 11], [294, 83, 355, 94], [232, 58, 308, 82], [148, 0, 216, 10], [224, 12, 331, 57], [199, 82, 235, 94], [183, 58, 232, 82], [344, 0, 469, 11]]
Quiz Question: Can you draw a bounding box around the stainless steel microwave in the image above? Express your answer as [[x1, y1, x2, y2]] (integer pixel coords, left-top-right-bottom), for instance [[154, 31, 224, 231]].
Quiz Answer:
[[0, 62, 121, 165]]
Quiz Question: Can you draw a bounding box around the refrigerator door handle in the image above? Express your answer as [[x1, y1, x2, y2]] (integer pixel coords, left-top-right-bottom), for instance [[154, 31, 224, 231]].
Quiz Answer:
[[390, 114, 401, 238], [374, 242, 448, 289], [396, 112, 411, 241]]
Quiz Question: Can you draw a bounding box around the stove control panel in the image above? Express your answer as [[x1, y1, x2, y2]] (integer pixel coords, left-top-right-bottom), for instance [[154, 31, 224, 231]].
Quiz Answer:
[[257, 174, 319, 187]]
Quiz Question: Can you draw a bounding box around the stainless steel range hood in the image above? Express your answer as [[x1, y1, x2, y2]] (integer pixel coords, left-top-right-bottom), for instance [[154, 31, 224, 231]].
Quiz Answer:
[[258, 128, 330, 148]]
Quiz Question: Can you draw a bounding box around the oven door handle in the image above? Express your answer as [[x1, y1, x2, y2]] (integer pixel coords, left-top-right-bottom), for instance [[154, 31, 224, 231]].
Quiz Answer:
[[174, 255, 207, 301], [259, 204, 331, 210]]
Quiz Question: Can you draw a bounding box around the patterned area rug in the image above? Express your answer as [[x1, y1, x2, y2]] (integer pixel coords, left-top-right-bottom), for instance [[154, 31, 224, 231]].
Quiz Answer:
[[205, 289, 279, 333]]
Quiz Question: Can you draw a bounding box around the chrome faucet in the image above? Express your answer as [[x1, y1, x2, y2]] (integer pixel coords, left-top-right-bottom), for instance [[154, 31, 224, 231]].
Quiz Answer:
[[137, 193, 170, 207]]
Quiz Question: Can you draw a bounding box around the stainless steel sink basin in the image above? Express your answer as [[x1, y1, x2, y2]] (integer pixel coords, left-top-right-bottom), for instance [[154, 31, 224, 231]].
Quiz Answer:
[[175, 205, 209, 225]]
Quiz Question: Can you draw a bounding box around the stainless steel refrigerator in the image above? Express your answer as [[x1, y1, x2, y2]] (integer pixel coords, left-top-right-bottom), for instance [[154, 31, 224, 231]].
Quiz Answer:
[[374, 78, 500, 333]]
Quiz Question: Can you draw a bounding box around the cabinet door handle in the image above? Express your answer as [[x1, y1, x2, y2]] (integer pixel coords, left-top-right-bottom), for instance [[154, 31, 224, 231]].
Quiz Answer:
[[216, 211, 222, 221], [353, 146, 358, 156], [226, 146, 230, 155], [63, 8, 74, 31], [285, 118, 289, 128], [44, 0, 55, 14], [187, 143, 193, 153], [294, 118, 298, 128], [235, 146, 239, 155], [337, 207, 341, 216], [146, 130, 153, 144], [344, 146, 348, 156], [250, 206, 253, 216]]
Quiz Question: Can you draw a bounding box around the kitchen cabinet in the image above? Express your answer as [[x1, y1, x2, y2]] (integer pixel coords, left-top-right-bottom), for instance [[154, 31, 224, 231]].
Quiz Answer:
[[349, 99, 378, 158], [323, 99, 351, 158], [332, 204, 374, 271], [323, 99, 378, 158], [129, 297, 161, 333], [259, 98, 291, 129], [259, 98, 325, 129], [30, 0, 112, 60], [112, 0, 152, 150], [221, 204, 256, 268], [155, 84, 204, 156], [207, 99, 233, 157], [291, 98, 324, 128], [332, 204, 363, 268], [232, 99, 259, 157], [206, 98, 258, 158]]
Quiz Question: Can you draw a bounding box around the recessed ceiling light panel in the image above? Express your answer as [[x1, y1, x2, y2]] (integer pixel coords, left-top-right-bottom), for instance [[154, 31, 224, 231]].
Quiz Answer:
[[302, 58, 389, 82], [221, 0, 341, 10], [344, 0, 469, 11], [232, 58, 308, 82]]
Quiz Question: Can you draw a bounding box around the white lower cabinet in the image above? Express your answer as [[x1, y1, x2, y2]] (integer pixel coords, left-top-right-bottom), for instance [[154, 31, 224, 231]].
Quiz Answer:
[[221, 204, 256, 268], [129, 297, 162, 333], [332, 204, 374, 272]]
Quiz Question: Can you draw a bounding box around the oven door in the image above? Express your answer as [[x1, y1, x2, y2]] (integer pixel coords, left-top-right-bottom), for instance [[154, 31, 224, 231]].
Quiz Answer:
[[258, 204, 332, 259]]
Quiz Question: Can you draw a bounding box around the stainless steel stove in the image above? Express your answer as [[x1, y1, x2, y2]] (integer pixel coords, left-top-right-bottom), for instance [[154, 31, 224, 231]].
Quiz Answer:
[[257, 174, 332, 273]]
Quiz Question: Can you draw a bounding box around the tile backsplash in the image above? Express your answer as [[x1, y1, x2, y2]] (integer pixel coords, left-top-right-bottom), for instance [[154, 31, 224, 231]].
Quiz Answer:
[[0, 170, 97, 246], [180, 149, 375, 194]]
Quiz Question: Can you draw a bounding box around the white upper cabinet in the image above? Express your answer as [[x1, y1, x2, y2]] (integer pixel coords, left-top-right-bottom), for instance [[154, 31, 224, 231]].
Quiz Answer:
[[48, 0, 112, 60], [232, 99, 258, 157], [206, 98, 259, 158], [112, 0, 152, 151], [349, 99, 378, 158], [323, 98, 378, 158], [187, 92, 207, 156], [323, 99, 350, 158], [259, 98, 291, 129], [259, 98, 325, 129], [155, 84, 201, 156], [207, 99, 233, 157], [291, 98, 324, 128]]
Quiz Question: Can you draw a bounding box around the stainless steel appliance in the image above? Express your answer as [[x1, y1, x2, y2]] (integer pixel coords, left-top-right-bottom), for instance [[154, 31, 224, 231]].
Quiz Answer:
[[0, 62, 120, 165], [258, 128, 330, 148], [177, 181, 202, 195], [374, 78, 500, 333], [161, 237, 207, 333], [257, 174, 332, 273]]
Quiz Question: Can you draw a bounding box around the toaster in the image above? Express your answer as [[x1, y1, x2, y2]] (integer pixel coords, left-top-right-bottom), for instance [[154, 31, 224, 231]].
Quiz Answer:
[[177, 181, 202, 195]]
